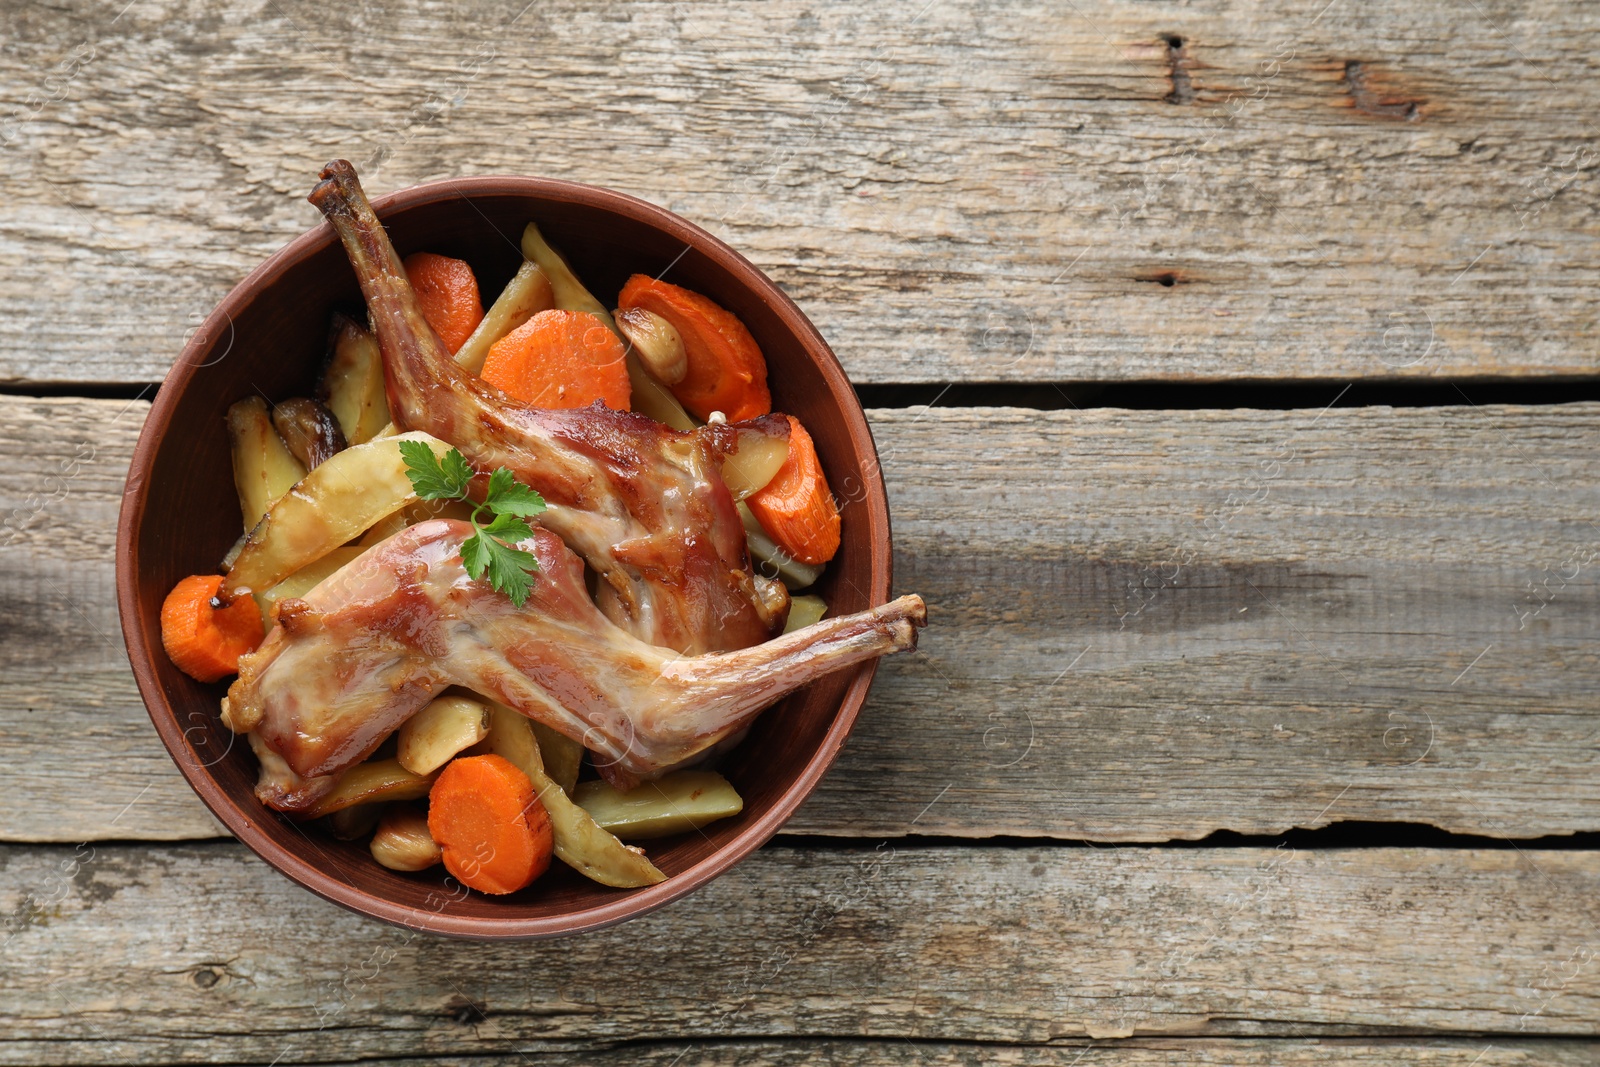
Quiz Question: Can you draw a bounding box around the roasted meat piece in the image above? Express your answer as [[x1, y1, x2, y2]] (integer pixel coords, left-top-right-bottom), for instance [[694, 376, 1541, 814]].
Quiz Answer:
[[224, 520, 925, 809], [309, 159, 788, 655]]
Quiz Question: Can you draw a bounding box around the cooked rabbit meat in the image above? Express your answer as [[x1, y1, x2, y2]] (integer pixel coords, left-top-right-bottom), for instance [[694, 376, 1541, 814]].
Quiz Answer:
[[308, 159, 788, 655], [224, 520, 925, 809]]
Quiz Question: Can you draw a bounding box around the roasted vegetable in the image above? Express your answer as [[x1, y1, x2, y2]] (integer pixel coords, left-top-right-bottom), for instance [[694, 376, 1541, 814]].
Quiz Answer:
[[326, 801, 384, 841], [428, 754, 553, 894], [160, 573, 264, 683], [486, 704, 665, 888], [369, 804, 442, 871], [614, 306, 687, 385], [530, 721, 582, 796], [397, 694, 491, 776], [220, 431, 453, 600], [739, 501, 824, 589], [304, 758, 437, 818], [573, 771, 744, 840], [227, 397, 306, 532], [255, 546, 363, 629], [272, 397, 347, 470], [721, 427, 789, 501], [319, 314, 391, 446], [519, 221, 695, 432], [784, 593, 828, 633], [454, 260, 556, 374]]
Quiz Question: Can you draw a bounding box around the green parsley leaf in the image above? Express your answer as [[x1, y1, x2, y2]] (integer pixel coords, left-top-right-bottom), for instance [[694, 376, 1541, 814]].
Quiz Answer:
[[483, 466, 547, 518], [399, 440, 473, 501], [480, 510, 536, 543], [399, 441, 543, 607], [463, 524, 539, 607]]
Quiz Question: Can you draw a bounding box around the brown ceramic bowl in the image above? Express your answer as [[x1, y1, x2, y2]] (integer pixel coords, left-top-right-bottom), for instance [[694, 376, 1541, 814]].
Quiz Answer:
[[115, 175, 892, 939]]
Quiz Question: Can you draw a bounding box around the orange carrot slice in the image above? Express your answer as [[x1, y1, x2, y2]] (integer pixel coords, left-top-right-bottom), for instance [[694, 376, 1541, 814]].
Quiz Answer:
[[746, 415, 841, 566], [426, 754, 553, 895], [480, 309, 631, 410], [404, 252, 484, 354], [160, 573, 265, 683], [617, 274, 770, 423]]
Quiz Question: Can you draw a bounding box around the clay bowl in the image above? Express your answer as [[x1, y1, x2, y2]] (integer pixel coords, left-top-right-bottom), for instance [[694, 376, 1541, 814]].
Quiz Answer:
[[115, 175, 892, 939]]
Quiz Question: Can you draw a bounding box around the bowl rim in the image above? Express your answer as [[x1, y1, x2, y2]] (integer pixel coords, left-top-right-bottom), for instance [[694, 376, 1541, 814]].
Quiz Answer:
[[114, 173, 893, 939]]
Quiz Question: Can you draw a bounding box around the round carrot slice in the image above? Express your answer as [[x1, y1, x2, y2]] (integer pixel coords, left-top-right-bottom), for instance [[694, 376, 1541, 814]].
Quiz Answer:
[[480, 309, 631, 410], [617, 274, 770, 423], [404, 252, 484, 354], [160, 573, 265, 683], [427, 754, 553, 895]]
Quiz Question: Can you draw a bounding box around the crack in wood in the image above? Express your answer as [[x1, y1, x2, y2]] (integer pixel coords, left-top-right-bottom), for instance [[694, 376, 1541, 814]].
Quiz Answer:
[[1161, 34, 1196, 105]]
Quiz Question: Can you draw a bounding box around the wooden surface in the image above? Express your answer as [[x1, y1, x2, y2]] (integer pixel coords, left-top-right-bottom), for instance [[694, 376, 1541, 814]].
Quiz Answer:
[[4, 0, 1600, 386], [4, 0, 1599, 1062], [6, 843, 1600, 1060], [7, 396, 1600, 843]]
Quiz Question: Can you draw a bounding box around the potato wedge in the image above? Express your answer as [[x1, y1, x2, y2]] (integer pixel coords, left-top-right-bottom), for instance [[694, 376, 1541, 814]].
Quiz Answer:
[[228, 397, 306, 532], [454, 260, 556, 375], [520, 221, 695, 432], [397, 694, 491, 776], [573, 771, 744, 841], [356, 509, 411, 548], [486, 704, 665, 888], [530, 721, 582, 795], [320, 314, 391, 446], [721, 429, 789, 501], [739, 502, 824, 589], [254, 546, 364, 630], [304, 758, 437, 819], [784, 593, 828, 634], [220, 431, 452, 599], [272, 397, 347, 470], [369, 804, 442, 871]]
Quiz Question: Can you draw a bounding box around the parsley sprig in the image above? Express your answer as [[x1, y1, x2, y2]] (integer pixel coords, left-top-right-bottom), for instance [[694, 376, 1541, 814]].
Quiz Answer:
[[398, 441, 547, 606]]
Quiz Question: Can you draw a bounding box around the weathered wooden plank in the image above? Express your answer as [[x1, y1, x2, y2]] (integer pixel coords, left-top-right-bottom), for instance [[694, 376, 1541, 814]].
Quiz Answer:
[[3, 843, 1598, 1061], [118, 1042, 1595, 1067], [4, 0, 1600, 385], [5, 396, 1600, 842]]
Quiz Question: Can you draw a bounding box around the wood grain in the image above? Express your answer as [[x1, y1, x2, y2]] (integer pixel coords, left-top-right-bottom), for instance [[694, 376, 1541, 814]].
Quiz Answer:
[[3, 842, 1598, 1060], [5, 396, 1599, 843], [4, 0, 1600, 385], [102, 1043, 1593, 1067]]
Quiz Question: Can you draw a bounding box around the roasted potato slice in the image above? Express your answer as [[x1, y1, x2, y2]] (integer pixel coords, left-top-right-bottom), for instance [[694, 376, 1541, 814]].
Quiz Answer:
[[721, 429, 789, 501], [254, 546, 363, 629], [272, 397, 347, 470], [486, 704, 665, 888], [369, 804, 442, 871], [220, 431, 452, 599], [454, 260, 556, 375], [228, 397, 306, 532], [530, 721, 582, 795], [784, 594, 828, 633], [573, 771, 744, 840], [397, 694, 491, 776], [520, 221, 695, 432], [320, 314, 391, 446], [304, 759, 437, 818]]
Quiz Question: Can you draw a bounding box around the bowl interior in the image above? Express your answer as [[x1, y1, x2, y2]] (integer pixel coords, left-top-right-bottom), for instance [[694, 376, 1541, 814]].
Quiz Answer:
[[120, 179, 889, 937]]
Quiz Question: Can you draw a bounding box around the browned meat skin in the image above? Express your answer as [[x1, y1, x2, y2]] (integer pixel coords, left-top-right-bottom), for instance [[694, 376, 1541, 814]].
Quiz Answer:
[[226, 520, 925, 810], [308, 159, 787, 655]]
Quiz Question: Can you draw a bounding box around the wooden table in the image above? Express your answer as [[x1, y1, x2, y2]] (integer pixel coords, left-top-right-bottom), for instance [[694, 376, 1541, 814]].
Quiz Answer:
[[4, 0, 1599, 1061]]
